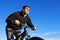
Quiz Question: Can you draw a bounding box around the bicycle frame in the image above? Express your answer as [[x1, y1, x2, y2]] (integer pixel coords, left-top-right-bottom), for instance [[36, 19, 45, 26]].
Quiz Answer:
[[15, 24, 44, 40], [15, 25, 30, 40]]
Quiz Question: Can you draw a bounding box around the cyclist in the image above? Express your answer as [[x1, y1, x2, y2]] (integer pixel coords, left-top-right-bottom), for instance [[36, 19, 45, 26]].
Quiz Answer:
[[5, 5, 36, 40]]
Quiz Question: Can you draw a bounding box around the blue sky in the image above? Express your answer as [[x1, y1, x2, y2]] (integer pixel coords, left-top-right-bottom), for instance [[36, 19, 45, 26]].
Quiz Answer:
[[0, 0, 60, 40]]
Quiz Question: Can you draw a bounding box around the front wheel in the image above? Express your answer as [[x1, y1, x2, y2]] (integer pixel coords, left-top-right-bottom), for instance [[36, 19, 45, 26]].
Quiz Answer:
[[28, 37, 44, 40]]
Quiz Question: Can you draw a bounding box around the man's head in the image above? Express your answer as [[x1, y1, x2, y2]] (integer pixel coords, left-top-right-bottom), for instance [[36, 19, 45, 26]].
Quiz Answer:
[[22, 6, 30, 15]]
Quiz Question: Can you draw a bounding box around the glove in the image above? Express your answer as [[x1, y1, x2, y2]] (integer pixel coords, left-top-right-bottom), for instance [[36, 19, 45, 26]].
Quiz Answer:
[[31, 27, 37, 30]]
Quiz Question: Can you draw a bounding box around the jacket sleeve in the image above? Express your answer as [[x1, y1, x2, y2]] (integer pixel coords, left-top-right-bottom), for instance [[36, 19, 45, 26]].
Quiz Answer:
[[27, 16, 34, 28], [5, 13, 16, 24]]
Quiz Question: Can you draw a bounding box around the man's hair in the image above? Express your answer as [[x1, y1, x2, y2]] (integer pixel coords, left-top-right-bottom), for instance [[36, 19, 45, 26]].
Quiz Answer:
[[22, 5, 30, 9]]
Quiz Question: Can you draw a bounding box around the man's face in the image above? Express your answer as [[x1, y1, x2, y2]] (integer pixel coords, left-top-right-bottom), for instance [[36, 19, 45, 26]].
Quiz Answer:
[[23, 7, 30, 15]]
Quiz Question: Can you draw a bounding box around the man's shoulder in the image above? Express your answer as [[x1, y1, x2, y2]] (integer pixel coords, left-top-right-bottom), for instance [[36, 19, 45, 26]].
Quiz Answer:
[[10, 11, 20, 16], [12, 11, 20, 14], [8, 11, 20, 17]]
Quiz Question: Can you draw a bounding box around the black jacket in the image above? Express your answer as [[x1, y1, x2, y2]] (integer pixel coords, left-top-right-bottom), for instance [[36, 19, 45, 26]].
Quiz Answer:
[[6, 12, 34, 30]]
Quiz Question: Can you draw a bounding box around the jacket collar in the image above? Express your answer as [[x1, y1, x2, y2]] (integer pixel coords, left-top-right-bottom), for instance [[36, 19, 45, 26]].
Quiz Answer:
[[20, 11, 26, 17]]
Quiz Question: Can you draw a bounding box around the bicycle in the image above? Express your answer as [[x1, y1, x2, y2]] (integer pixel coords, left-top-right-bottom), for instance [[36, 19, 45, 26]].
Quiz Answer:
[[15, 24, 44, 40]]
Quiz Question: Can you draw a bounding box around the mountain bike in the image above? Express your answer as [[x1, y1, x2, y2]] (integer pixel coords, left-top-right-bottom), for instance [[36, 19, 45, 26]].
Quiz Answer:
[[15, 24, 44, 40]]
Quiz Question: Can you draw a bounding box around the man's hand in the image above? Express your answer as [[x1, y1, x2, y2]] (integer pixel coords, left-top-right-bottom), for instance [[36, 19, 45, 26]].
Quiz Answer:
[[14, 20, 20, 25], [31, 27, 37, 30]]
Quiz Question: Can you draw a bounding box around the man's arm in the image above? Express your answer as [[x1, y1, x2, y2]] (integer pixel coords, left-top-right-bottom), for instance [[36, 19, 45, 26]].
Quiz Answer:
[[6, 13, 15, 24], [6, 12, 20, 26], [27, 16, 36, 30]]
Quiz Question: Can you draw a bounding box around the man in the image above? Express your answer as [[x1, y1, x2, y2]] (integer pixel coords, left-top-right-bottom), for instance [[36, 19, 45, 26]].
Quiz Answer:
[[5, 6, 36, 40]]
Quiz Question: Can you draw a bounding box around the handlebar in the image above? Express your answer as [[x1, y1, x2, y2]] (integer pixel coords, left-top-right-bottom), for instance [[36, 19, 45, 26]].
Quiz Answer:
[[22, 24, 37, 30]]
